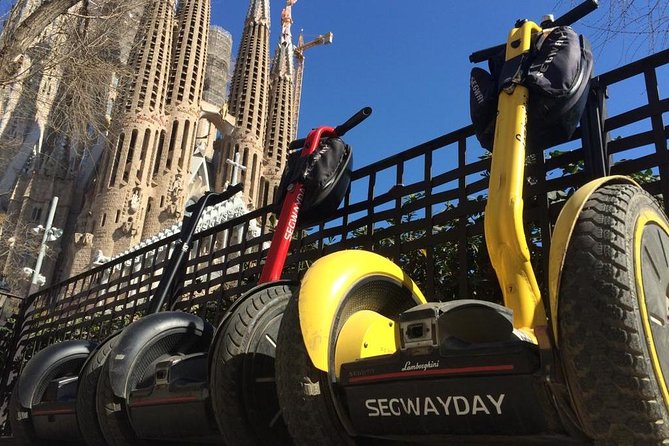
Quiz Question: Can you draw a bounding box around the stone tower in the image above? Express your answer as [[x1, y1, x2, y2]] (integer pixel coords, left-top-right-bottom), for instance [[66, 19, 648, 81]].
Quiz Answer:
[[203, 26, 232, 108], [76, 0, 175, 262], [142, 0, 210, 236], [216, 0, 270, 208], [261, 2, 296, 206]]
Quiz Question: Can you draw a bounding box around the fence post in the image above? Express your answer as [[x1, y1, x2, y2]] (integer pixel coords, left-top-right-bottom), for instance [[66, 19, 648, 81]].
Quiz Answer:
[[0, 294, 32, 435], [580, 78, 611, 180]]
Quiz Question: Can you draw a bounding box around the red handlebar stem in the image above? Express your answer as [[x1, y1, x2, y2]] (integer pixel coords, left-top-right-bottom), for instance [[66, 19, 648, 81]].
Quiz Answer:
[[259, 125, 336, 283]]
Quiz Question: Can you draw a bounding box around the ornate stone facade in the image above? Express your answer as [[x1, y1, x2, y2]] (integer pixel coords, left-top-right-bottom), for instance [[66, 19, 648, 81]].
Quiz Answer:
[[142, 0, 210, 236], [70, 0, 176, 269], [0, 0, 308, 286], [262, 4, 296, 206], [216, 0, 270, 208]]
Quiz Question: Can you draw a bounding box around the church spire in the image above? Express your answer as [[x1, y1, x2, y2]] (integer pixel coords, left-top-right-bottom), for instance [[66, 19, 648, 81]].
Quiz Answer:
[[216, 0, 271, 207], [259, 0, 296, 206], [280, 0, 297, 43], [247, 0, 270, 25], [275, 0, 296, 77]]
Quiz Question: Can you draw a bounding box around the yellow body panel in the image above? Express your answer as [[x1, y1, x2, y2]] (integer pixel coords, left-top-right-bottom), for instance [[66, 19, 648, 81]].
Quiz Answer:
[[635, 210, 669, 409], [505, 21, 542, 59], [334, 310, 396, 378], [298, 250, 426, 372], [485, 20, 546, 334], [548, 176, 638, 341]]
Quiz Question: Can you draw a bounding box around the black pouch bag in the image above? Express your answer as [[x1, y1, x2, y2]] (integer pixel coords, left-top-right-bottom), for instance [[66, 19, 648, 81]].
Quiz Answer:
[[470, 67, 498, 150], [469, 26, 593, 151], [525, 26, 593, 150], [469, 50, 505, 150], [275, 137, 353, 226]]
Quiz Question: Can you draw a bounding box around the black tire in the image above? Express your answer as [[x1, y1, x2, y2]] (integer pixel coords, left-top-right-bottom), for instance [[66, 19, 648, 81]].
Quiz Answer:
[[276, 278, 418, 446], [95, 324, 211, 446], [10, 355, 87, 445], [8, 375, 61, 446], [95, 357, 143, 446], [77, 334, 119, 445], [559, 184, 669, 444], [275, 295, 353, 446], [209, 284, 295, 446]]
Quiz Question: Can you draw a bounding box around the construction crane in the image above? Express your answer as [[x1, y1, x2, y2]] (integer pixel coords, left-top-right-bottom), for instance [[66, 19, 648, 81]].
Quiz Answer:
[[279, 0, 333, 138], [293, 30, 333, 138]]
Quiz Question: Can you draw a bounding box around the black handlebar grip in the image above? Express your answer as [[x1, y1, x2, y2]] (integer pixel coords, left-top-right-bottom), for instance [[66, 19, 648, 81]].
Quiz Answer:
[[186, 183, 243, 213], [289, 138, 306, 151], [469, 43, 505, 63], [288, 107, 372, 150], [334, 107, 373, 137], [553, 0, 598, 27], [469, 0, 599, 63], [209, 183, 243, 205]]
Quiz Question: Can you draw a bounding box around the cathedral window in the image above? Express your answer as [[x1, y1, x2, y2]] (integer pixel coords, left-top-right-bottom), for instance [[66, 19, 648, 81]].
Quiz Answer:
[[250, 154, 258, 197], [30, 207, 43, 223], [166, 121, 179, 169], [153, 130, 166, 176], [179, 120, 191, 166], [109, 133, 125, 186], [123, 129, 138, 183], [138, 129, 151, 179]]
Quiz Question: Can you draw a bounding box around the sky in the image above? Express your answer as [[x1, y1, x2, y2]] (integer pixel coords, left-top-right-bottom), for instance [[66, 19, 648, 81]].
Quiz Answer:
[[209, 0, 668, 174]]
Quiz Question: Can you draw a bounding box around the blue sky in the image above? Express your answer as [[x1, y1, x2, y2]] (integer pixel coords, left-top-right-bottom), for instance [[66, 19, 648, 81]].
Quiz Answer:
[[210, 1, 666, 173]]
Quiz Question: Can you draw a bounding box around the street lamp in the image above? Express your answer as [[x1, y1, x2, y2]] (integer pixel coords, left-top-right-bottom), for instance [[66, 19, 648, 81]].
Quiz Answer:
[[22, 196, 62, 293]]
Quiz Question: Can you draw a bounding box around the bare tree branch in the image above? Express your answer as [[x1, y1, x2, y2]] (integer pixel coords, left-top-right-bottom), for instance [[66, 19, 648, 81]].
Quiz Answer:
[[559, 0, 669, 56], [0, 0, 83, 84]]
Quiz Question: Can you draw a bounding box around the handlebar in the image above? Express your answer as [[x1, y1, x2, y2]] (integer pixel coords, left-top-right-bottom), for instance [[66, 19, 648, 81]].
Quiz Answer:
[[207, 183, 244, 206], [185, 183, 243, 213], [334, 106, 373, 137], [552, 0, 598, 27], [469, 0, 599, 63], [288, 107, 373, 151], [469, 43, 506, 64], [288, 138, 306, 151]]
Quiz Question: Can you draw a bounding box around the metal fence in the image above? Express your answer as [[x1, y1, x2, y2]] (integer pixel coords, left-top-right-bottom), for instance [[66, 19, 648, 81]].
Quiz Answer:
[[1, 48, 668, 434]]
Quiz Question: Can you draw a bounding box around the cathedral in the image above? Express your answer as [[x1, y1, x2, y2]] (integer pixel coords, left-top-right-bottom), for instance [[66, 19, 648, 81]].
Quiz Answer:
[[0, 0, 304, 293]]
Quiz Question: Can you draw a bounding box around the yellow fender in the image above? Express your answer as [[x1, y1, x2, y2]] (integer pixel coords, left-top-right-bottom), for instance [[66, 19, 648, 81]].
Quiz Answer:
[[298, 250, 426, 373], [549, 175, 639, 342]]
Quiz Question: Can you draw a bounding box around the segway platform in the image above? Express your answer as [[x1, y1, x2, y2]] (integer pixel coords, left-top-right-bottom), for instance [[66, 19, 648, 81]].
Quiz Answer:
[[30, 376, 80, 440], [127, 352, 218, 439], [340, 301, 561, 437]]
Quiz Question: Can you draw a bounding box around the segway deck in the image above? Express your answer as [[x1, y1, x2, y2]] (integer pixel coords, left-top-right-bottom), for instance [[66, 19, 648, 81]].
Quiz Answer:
[[339, 301, 574, 442], [127, 352, 218, 439], [30, 376, 80, 440]]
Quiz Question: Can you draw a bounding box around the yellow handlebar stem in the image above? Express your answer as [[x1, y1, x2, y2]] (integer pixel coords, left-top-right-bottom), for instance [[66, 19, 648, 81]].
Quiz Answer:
[[484, 21, 547, 335]]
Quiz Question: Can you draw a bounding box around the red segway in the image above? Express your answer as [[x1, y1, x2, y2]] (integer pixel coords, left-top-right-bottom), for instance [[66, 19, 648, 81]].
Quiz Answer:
[[94, 107, 371, 446]]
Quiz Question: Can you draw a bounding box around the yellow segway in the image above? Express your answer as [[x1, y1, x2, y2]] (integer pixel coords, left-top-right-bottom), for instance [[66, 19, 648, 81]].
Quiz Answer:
[[274, 1, 669, 444]]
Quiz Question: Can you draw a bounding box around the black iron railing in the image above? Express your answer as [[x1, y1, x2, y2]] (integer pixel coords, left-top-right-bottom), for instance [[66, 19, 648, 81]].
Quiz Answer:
[[1, 48, 668, 434]]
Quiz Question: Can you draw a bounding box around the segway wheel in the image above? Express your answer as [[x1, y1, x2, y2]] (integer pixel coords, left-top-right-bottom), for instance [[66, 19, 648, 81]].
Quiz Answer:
[[77, 334, 119, 445], [9, 350, 88, 445], [9, 375, 75, 446], [559, 184, 669, 443], [276, 258, 421, 446], [209, 284, 295, 446], [275, 296, 353, 446], [95, 358, 142, 446]]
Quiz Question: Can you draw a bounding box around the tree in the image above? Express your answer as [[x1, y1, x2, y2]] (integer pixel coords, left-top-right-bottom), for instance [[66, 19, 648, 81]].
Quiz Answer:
[[561, 0, 669, 55], [0, 0, 145, 171]]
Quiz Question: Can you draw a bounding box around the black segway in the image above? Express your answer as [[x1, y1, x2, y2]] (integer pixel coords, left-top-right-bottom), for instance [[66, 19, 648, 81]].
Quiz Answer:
[[8, 184, 243, 446]]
